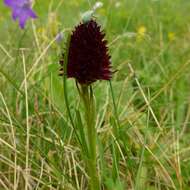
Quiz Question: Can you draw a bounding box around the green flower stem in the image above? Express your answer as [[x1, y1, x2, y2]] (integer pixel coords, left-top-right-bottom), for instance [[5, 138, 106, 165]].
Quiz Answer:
[[81, 85, 100, 190]]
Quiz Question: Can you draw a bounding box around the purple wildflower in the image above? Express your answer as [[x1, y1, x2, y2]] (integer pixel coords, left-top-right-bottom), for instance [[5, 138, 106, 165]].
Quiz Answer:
[[56, 32, 64, 43], [4, 0, 37, 29]]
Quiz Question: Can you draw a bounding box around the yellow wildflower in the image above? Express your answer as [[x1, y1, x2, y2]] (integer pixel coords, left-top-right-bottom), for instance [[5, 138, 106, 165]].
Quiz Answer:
[[168, 32, 176, 42], [37, 27, 48, 42], [137, 25, 147, 41], [37, 27, 45, 34]]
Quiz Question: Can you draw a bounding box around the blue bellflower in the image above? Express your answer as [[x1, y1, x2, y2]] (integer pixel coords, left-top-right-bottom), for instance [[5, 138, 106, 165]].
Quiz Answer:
[[4, 0, 37, 29]]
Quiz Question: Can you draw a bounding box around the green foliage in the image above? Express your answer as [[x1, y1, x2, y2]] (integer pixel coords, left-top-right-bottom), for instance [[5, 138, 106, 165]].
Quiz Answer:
[[1, 0, 190, 189]]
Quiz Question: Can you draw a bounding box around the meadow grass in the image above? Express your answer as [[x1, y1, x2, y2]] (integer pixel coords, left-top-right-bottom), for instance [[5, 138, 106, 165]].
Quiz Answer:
[[0, 0, 190, 189]]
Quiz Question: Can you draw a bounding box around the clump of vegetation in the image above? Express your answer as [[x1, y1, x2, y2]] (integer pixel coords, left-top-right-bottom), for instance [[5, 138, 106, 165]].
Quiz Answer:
[[0, 0, 190, 189]]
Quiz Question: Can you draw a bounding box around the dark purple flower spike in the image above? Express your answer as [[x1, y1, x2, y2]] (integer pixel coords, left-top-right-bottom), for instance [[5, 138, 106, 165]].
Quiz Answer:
[[59, 19, 112, 85], [4, 0, 37, 29]]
